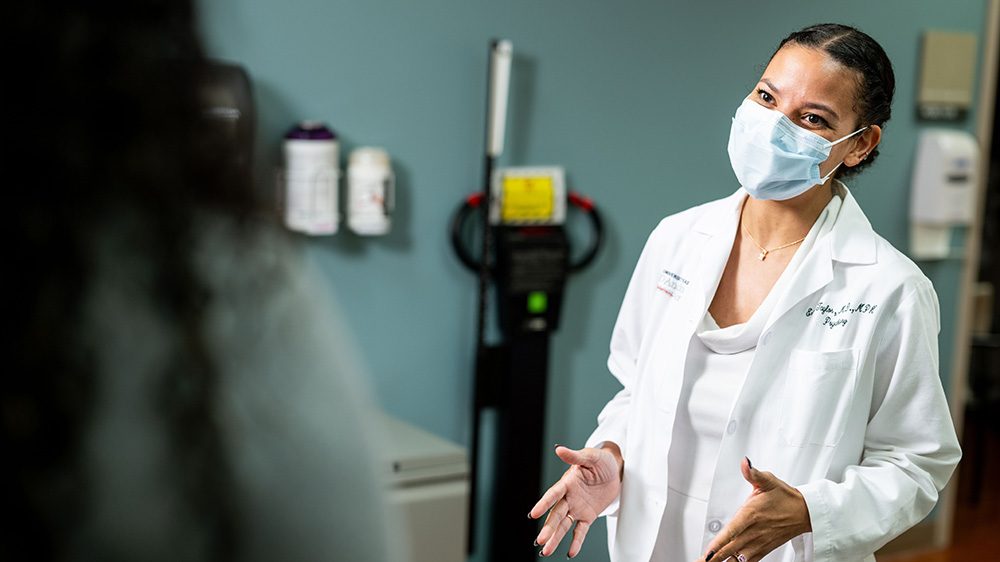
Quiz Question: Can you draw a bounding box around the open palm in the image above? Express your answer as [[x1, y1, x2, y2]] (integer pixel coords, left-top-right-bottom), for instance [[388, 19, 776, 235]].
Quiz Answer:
[[528, 445, 621, 558]]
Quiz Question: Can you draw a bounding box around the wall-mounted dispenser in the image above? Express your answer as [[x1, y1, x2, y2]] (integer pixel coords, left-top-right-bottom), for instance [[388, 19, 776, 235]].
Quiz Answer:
[[909, 129, 979, 260], [917, 31, 978, 120]]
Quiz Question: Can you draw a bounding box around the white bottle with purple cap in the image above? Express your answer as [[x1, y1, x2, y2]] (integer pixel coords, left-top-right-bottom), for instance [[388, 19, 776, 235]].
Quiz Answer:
[[283, 121, 339, 235]]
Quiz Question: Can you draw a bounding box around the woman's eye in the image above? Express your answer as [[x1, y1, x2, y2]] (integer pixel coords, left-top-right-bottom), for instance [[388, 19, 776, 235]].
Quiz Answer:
[[803, 114, 828, 127], [757, 89, 774, 104]]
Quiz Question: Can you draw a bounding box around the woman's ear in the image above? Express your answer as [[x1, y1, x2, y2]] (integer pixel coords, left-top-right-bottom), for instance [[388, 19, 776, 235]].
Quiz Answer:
[[844, 124, 882, 168]]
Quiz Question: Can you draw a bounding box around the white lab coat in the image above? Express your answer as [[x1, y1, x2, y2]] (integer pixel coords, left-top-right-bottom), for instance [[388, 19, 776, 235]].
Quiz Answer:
[[586, 186, 961, 562]]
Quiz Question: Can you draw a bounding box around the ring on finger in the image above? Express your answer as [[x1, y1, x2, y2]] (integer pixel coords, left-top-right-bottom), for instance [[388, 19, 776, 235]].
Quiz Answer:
[[566, 514, 575, 523], [735, 553, 747, 562]]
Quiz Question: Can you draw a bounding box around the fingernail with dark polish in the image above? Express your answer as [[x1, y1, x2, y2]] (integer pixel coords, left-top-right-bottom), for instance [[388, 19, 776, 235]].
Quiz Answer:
[[538, 548, 545, 557], [554, 443, 561, 449], [533, 541, 538, 546], [706, 550, 716, 561], [746, 456, 753, 470]]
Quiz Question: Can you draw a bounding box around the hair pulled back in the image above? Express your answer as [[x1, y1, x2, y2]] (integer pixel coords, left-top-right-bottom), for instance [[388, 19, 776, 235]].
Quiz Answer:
[[774, 23, 895, 179]]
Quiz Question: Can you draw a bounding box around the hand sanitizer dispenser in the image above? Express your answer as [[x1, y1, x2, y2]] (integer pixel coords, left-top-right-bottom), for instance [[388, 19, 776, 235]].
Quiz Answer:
[[909, 129, 979, 260]]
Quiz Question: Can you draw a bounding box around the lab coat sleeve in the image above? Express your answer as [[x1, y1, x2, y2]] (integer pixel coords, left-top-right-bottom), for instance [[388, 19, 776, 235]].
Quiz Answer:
[[796, 282, 962, 561], [585, 223, 665, 514]]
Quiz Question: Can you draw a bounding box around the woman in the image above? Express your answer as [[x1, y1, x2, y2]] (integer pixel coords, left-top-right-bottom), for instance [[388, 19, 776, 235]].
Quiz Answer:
[[529, 23, 962, 562], [4, 2, 397, 561]]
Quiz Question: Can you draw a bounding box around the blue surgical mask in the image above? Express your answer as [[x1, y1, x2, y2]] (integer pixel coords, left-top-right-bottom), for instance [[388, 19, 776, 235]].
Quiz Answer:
[[727, 98, 867, 201]]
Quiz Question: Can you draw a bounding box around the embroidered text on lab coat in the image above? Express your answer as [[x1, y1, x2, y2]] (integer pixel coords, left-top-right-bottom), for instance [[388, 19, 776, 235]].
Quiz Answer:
[[805, 301, 879, 329]]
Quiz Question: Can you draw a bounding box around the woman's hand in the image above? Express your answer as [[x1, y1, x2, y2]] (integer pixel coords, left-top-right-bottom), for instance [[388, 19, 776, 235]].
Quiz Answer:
[[528, 444, 623, 558], [697, 457, 812, 562]]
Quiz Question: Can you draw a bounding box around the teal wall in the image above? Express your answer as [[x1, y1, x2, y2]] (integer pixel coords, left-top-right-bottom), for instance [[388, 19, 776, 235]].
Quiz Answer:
[[200, 1, 989, 560]]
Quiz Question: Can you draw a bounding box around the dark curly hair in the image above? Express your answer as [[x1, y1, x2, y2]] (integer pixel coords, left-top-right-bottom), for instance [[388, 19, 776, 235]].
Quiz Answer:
[[772, 23, 896, 179], [4, 1, 258, 559]]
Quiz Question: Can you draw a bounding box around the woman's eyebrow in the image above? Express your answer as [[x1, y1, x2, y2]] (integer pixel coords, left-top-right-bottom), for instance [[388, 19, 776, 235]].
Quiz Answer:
[[760, 78, 781, 93], [759, 78, 840, 121], [802, 102, 840, 121]]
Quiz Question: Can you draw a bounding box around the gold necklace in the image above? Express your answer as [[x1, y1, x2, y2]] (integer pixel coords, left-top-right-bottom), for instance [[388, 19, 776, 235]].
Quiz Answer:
[[741, 214, 806, 261]]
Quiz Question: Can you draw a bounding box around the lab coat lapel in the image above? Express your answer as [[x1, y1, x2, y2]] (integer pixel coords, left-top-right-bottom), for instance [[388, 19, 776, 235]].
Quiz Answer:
[[687, 190, 745, 322], [762, 236, 834, 335], [651, 191, 743, 414], [762, 186, 877, 334]]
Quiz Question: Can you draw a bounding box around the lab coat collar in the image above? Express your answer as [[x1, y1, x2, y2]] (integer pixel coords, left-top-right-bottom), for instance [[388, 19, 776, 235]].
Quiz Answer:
[[828, 182, 878, 265], [691, 188, 747, 237], [692, 183, 878, 266]]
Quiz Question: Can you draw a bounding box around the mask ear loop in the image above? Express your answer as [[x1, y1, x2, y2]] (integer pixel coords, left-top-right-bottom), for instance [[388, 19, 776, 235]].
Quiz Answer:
[[826, 125, 869, 148], [819, 162, 842, 184], [820, 125, 870, 183]]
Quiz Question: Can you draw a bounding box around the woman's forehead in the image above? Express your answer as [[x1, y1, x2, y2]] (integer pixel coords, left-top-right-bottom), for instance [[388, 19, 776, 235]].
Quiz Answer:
[[760, 45, 860, 118]]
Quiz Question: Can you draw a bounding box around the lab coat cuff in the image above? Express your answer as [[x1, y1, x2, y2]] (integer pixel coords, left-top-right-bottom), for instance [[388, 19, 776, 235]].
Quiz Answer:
[[585, 428, 626, 460], [796, 481, 833, 562]]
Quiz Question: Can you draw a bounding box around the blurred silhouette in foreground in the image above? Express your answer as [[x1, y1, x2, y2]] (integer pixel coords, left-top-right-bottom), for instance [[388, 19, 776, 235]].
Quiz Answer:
[[4, 2, 398, 560]]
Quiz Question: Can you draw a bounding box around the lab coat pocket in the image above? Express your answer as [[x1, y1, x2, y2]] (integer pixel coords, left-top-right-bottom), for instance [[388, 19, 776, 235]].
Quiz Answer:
[[779, 348, 859, 448]]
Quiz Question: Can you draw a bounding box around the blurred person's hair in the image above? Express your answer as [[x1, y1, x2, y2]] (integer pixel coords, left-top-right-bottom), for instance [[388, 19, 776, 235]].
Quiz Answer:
[[5, 2, 259, 558]]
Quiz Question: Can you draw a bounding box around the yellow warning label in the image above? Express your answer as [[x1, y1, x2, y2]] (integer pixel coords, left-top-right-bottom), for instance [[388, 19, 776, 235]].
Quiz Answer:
[[501, 175, 554, 222]]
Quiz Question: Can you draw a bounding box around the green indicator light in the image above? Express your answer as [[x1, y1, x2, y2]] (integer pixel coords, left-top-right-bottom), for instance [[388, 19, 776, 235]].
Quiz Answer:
[[527, 291, 548, 314]]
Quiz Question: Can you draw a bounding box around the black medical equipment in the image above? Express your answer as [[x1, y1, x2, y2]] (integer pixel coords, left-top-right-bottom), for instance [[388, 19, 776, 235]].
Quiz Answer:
[[451, 41, 604, 562]]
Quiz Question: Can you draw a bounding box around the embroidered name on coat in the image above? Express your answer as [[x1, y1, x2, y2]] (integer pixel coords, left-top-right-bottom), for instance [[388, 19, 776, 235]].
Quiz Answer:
[[805, 301, 878, 329]]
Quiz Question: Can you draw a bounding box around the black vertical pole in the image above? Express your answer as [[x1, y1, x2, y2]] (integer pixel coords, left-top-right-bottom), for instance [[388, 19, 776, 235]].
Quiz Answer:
[[468, 39, 502, 553], [467, 152, 494, 554], [488, 332, 550, 561]]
